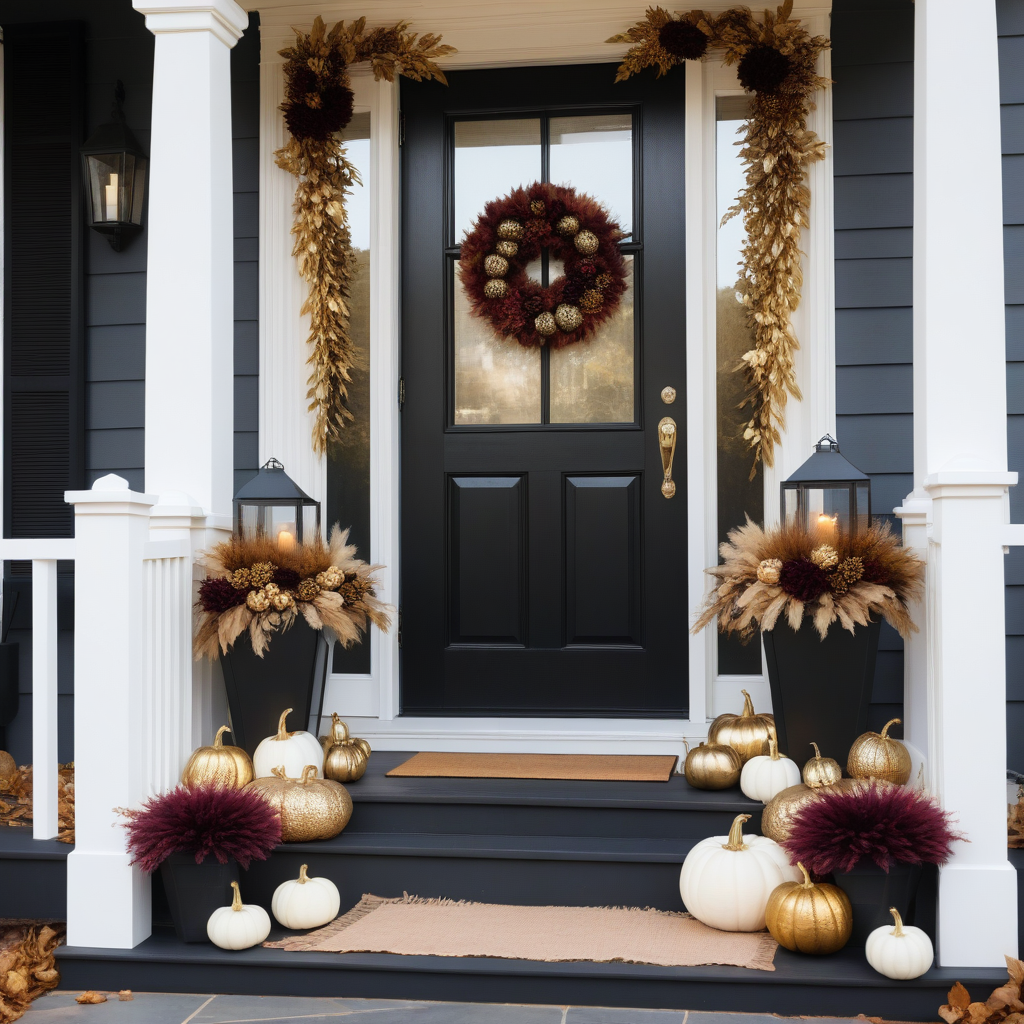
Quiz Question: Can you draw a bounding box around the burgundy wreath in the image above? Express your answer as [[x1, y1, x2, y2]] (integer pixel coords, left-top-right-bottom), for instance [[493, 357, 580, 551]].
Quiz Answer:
[[459, 182, 629, 349]]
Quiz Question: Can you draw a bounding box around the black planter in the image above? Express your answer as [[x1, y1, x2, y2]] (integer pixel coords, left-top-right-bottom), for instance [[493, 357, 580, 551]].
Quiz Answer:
[[221, 617, 329, 757], [0, 642, 18, 749], [762, 617, 880, 770], [833, 861, 923, 946], [159, 853, 240, 943]]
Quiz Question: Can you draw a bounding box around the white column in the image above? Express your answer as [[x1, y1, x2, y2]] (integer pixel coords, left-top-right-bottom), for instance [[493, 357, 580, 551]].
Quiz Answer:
[[65, 476, 156, 949], [30, 559, 58, 840], [135, 0, 247, 520], [913, 0, 1017, 966]]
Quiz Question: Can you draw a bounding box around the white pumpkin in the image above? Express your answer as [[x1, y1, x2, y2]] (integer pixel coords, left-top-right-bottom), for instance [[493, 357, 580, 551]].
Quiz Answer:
[[740, 733, 801, 803], [253, 708, 324, 779], [865, 907, 934, 979], [679, 813, 801, 932], [272, 863, 341, 930], [207, 881, 271, 950]]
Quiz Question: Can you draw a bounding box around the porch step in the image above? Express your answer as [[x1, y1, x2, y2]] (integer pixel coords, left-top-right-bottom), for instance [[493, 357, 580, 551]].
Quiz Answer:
[[0, 825, 69, 920], [56, 925, 1006, 1021]]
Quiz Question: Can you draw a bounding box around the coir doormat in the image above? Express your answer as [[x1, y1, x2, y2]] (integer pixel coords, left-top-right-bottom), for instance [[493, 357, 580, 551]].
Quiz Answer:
[[385, 751, 678, 782], [267, 894, 777, 970]]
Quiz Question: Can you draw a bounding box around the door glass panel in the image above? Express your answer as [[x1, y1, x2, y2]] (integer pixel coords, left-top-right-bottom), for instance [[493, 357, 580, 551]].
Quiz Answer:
[[453, 261, 542, 424], [549, 113, 633, 238], [550, 255, 634, 423], [715, 95, 763, 676], [454, 118, 542, 242]]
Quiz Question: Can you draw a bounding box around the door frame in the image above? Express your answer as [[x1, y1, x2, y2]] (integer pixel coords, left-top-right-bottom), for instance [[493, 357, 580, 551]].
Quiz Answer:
[[257, 9, 835, 754]]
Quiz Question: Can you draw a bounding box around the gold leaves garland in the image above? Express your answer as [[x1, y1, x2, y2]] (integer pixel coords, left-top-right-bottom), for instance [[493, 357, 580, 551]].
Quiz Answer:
[[275, 18, 454, 455], [610, 2, 830, 474]]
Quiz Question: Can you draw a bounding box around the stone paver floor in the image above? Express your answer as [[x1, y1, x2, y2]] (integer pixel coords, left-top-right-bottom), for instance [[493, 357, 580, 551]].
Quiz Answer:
[[23, 992, 870, 1024]]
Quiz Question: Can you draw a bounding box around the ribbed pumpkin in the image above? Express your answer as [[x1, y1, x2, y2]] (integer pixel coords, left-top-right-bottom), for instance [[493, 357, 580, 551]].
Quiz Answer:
[[253, 709, 324, 780], [761, 783, 820, 843], [247, 765, 352, 842], [803, 742, 842, 789], [740, 734, 800, 803], [847, 718, 912, 785], [321, 713, 371, 783], [682, 739, 741, 790], [765, 861, 853, 954], [181, 725, 254, 790], [708, 690, 775, 763]]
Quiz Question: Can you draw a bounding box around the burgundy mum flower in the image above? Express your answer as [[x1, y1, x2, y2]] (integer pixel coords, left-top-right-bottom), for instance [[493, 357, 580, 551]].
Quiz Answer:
[[273, 567, 301, 588], [198, 577, 247, 614], [658, 19, 709, 61], [737, 44, 793, 95], [860, 558, 892, 586], [778, 557, 829, 602]]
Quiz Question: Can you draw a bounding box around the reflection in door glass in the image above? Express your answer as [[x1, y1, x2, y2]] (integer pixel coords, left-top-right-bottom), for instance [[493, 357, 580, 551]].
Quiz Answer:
[[454, 119, 541, 241], [453, 262, 542, 424], [716, 96, 764, 676], [549, 113, 633, 238], [550, 256, 634, 423]]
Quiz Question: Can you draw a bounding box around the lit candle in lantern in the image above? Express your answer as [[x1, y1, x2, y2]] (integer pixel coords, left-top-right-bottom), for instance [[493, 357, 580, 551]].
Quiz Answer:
[[104, 172, 118, 221], [276, 529, 296, 552], [817, 513, 838, 534]]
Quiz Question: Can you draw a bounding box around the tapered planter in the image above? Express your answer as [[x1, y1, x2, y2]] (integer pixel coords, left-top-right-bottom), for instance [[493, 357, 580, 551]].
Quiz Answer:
[[833, 861, 923, 946], [762, 617, 880, 770], [160, 853, 240, 943], [221, 618, 329, 758]]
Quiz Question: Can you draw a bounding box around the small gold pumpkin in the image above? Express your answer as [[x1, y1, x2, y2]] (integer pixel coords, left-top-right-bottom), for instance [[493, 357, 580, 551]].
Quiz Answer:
[[766, 861, 853, 955], [847, 718, 912, 785], [682, 739, 741, 791], [761, 783, 819, 842], [321, 713, 371, 783], [247, 765, 353, 842], [803, 742, 843, 789], [708, 689, 776, 763], [181, 725, 254, 790]]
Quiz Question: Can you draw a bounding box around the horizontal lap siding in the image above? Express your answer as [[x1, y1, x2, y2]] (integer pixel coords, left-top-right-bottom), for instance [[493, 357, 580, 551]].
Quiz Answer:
[[1001, 0, 1024, 771], [831, 0, 914, 733]]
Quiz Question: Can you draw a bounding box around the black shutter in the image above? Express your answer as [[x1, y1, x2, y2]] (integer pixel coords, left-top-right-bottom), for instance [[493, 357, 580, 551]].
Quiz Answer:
[[3, 22, 86, 544]]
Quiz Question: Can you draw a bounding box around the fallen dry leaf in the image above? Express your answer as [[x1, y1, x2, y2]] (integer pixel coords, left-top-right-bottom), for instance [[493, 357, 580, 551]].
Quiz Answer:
[[75, 991, 106, 1005], [118, 990, 133, 1001], [942, 960, 1024, 1024]]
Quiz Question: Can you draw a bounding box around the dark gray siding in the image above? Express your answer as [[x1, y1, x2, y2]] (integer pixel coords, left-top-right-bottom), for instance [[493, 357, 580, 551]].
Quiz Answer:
[[831, 0, 914, 734]]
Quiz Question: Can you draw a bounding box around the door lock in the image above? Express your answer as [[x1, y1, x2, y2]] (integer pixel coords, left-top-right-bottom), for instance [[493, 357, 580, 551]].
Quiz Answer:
[[658, 417, 677, 499]]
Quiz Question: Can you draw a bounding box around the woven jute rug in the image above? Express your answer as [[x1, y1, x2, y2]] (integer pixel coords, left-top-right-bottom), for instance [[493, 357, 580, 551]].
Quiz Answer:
[[385, 752, 678, 782], [267, 894, 778, 971]]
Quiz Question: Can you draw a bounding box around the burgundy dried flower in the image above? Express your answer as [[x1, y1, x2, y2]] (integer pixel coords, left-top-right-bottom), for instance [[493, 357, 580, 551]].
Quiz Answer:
[[778, 557, 829, 602], [574, 259, 597, 278], [658, 19, 709, 61], [273, 567, 301, 588], [548, 199, 567, 221], [860, 558, 892, 586], [522, 295, 545, 316], [782, 781, 963, 875], [563, 280, 584, 303], [737, 44, 793, 95], [198, 577, 247, 614], [123, 784, 282, 873], [283, 83, 355, 141]]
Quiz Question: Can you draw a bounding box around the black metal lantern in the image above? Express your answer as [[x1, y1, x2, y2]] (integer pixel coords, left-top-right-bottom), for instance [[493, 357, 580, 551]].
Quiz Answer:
[[233, 458, 321, 551], [781, 434, 871, 538], [80, 81, 147, 251]]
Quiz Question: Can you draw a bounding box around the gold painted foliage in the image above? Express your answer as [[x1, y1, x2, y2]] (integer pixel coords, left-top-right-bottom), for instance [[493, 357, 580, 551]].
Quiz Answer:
[[610, 2, 830, 474]]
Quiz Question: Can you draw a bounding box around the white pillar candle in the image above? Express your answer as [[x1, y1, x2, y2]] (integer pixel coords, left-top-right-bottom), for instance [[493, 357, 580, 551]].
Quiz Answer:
[[104, 172, 118, 221]]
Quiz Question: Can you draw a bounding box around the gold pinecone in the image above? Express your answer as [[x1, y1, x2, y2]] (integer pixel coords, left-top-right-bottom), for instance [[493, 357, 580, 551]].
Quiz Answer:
[[484, 279, 508, 300], [555, 215, 580, 236], [246, 588, 270, 612], [574, 230, 599, 255], [595, 273, 612, 289], [316, 566, 344, 591], [810, 544, 839, 570], [534, 312, 557, 336], [340, 575, 374, 604], [296, 578, 321, 601], [579, 289, 604, 313], [495, 240, 518, 258], [757, 558, 783, 585], [229, 568, 252, 590], [829, 556, 865, 596], [249, 562, 276, 588], [484, 254, 509, 277], [529, 199, 546, 215], [497, 219, 523, 240], [555, 304, 583, 332]]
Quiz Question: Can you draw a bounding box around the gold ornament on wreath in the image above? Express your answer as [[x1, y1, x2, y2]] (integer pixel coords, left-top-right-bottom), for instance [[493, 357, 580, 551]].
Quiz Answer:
[[459, 182, 629, 349], [610, 2, 831, 475], [276, 17, 455, 455]]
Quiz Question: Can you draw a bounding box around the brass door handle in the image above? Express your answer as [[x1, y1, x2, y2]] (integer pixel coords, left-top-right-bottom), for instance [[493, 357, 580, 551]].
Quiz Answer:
[[658, 416, 677, 499]]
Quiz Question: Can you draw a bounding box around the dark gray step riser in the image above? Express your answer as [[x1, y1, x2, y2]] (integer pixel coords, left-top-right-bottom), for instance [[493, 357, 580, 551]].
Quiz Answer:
[[241, 851, 687, 914], [347, 802, 763, 839], [0, 859, 67, 919]]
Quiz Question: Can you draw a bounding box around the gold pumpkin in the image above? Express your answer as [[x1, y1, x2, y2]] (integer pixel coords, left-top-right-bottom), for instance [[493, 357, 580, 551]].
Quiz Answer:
[[321, 713, 371, 783], [181, 725, 254, 790], [766, 861, 853, 955], [761, 783, 820, 842], [682, 739, 741, 791], [708, 689, 775, 763], [847, 718, 912, 785], [803, 742, 842, 789], [247, 765, 353, 842]]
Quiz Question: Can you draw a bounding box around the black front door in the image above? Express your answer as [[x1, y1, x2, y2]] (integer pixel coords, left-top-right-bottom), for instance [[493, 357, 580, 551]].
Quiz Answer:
[[401, 63, 687, 717]]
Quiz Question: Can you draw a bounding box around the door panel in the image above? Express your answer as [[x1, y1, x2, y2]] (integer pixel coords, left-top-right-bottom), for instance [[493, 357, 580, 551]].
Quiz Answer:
[[401, 63, 687, 717]]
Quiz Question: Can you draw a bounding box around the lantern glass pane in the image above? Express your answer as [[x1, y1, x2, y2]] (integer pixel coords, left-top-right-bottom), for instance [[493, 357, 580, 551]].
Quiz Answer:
[[784, 484, 858, 536], [266, 506, 298, 551], [856, 482, 870, 533], [238, 503, 259, 539], [85, 153, 125, 224], [130, 156, 147, 225], [301, 505, 319, 542]]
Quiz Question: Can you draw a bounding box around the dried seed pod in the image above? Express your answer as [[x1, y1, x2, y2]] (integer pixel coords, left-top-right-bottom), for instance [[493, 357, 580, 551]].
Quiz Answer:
[[574, 230, 599, 255], [484, 254, 509, 277]]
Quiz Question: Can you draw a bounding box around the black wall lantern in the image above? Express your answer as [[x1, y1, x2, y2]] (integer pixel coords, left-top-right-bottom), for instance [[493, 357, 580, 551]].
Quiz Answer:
[[233, 458, 321, 551], [781, 434, 871, 538], [80, 81, 147, 251]]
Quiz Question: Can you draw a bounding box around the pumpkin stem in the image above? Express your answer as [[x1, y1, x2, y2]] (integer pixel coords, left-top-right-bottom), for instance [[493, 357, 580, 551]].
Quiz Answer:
[[298, 864, 309, 884], [810, 742, 821, 759], [889, 906, 904, 936], [230, 881, 243, 912], [740, 689, 755, 718], [880, 718, 901, 740], [682, 739, 690, 755], [723, 813, 751, 851], [276, 709, 294, 741], [271, 765, 289, 779], [300, 764, 318, 784], [331, 712, 349, 744], [768, 734, 780, 761], [214, 725, 230, 748], [797, 862, 814, 888]]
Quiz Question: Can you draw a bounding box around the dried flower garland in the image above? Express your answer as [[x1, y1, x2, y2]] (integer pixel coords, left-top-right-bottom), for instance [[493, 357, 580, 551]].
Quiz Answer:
[[610, 2, 830, 473], [692, 519, 925, 640], [276, 17, 454, 455], [194, 526, 393, 659], [460, 182, 629, 348]]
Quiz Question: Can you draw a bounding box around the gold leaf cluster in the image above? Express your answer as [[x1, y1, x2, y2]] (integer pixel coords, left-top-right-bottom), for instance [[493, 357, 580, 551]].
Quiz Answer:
[[0, 922, 64, 1021], [610, 2, 830, 473], [276, 17, 455, 455], [0, 761, 75, 843], [941, 958, 1024, 1024]]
